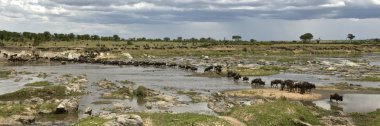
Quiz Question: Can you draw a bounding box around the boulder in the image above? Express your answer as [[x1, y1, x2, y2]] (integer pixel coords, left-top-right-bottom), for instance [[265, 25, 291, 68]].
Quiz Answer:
[[116, 114, 143, 126], [292, 119, 312, 126], [54, 98, 79, 114], [11, 115, 35, 124]]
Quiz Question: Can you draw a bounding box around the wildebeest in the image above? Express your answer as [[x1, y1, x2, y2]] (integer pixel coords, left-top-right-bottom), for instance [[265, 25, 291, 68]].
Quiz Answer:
[[251, 78, 265, 86], [330, 93, 343, 102], [233, 74, 241, 81], [270, 80, 283, 88], [284, 80, 295, 92], [204, 66, 214, 72], [242, 76, 249, 82]]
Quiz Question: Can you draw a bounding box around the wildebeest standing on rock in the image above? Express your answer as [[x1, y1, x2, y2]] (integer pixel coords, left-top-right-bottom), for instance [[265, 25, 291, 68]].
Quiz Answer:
[[330, 93, 343, 102]]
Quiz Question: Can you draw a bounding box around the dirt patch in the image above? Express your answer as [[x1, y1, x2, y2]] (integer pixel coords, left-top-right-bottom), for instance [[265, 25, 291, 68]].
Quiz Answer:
[[225, 88, 322, 101]]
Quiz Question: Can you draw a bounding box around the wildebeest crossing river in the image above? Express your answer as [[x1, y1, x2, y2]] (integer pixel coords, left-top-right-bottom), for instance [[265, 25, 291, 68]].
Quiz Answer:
[[1, 63, 380, 116]]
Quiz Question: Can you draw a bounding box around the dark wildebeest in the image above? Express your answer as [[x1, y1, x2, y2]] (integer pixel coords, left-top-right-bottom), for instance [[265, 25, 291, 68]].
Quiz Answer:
[[214, 65, 222, 73], [284, 80, 295, 92], [271, 80, 283, 88], [330, 93, 343, 102], [204, 66, 214, 72], [251, 78, 265, 86], [233, 74, 241, 81], [242, 76, 249, 82]]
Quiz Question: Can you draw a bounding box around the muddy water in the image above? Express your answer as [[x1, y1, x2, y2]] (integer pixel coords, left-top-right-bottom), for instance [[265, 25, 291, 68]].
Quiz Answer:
[[313, 94, 380, 113], [1, 63, 380, 114]]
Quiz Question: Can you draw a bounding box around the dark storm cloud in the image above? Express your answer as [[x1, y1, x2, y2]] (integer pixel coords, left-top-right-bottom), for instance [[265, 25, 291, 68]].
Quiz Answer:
[[1, 0, 380, 25]]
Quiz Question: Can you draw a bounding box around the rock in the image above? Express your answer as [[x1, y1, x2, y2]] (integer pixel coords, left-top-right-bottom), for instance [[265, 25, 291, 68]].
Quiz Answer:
[[103, 120, 121, 126], [11, 115, 35, 124], [101, 113, 117, 120], [54, 98, 79, 114], [122, 53, 133, 59], [207, 101, 231, 113], [321, 116, 355, 126], [326, 66, 337, 71], [292, 119, 312, 126], [84, 107, 92, 115], [24, 97, 44, 105], [155, 101, 174, 109], [116, 114, 143, 126], [240, 101, 252, 106], [0, 117, 22, 126]]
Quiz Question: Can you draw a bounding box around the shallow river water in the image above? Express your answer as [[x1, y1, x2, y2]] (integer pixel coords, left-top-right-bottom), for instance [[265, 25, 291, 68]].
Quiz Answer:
[[1, 63, 380, 114]]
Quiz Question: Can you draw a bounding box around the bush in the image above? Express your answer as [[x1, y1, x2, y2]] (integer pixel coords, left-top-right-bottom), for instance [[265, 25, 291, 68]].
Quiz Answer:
[[134, 86, 148, 97], [0, 42, 5, 47]]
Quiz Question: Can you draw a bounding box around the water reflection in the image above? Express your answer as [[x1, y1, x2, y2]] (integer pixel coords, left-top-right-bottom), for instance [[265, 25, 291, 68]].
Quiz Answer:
[[314, 94, 380, 113]]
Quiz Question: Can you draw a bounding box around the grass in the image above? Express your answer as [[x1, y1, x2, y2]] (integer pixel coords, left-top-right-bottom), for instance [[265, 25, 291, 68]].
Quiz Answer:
[[0, 104, 25, 117], [119, 80, 136, 85], [350, 109, 380, 126], [227, 100, 320, 126], [353, 76, 380, 82], [102, 87, 132, 99], [0, 70, 11, 78], [177, 91, 200, 96], [25, 81, 51, 87], [37, 102, 59, 113], [0, 85, 79, 101], [73, 116, 109, 126], [138, 112, 231, 126], [236, 66, 288, 76], [92, 101, 112, 104]]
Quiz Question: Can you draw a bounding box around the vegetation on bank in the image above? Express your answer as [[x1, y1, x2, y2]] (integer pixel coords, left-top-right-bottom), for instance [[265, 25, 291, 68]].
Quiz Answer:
[[25, 81, 51, 87], [138, 113, 231, 126], [0, 70, 11, 78], [227, 100, 320, 126], [353, 76, 380, 82], [102, 87, 133, 99], [0, 85, 78, 101], [350, 109, 380, 126], [73, 116, 109, 126], [0, 103, 25, 117]]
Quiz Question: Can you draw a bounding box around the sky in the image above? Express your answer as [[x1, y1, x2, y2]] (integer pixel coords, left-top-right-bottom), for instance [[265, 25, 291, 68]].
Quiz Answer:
[[0, 0, 380, 41]]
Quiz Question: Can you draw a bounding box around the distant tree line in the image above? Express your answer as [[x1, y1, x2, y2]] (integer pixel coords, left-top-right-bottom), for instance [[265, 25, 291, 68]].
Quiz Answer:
[[0, 30, 122, 43]]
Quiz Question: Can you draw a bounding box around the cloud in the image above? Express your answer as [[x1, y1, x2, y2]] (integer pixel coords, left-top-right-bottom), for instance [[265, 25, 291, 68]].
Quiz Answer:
[[0, 0, 380, 40]]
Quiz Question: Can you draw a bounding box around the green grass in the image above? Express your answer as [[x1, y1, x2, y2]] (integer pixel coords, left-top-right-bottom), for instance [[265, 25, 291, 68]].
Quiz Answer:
[[119, 80, 136, 85], [92, 101, 112, 104], [73, 116, 109, 126], [0, 70, 11, 78], [102, 87, 132, 99], [25, 81, 51, 87], [138, 113, 231, 126], [350, 109, 380, 126], [37, 102, 59, 113], [228, 100, 320, 126], [0, 85, 78, 101], [177, 91, 200, 96], [353, 76, 380, 82], [0, 104, 25, 117]]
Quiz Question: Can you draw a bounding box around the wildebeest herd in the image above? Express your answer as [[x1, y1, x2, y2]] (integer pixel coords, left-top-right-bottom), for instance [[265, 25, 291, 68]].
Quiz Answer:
[[225, 70, 316, 94]]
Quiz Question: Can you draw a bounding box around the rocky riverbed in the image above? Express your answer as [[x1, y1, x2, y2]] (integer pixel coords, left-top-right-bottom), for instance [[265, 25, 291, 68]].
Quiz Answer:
[[1, 48, 380, 126]]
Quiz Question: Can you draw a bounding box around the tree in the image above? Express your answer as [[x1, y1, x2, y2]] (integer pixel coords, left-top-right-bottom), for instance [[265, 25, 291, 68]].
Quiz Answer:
[[250, 39, 257, 42], [232, 35, 242, 41], [163, 37, 170, 41], [347, 34, 355, 42], [299, 33, 313, 43], [113, 34, 120, 41]]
